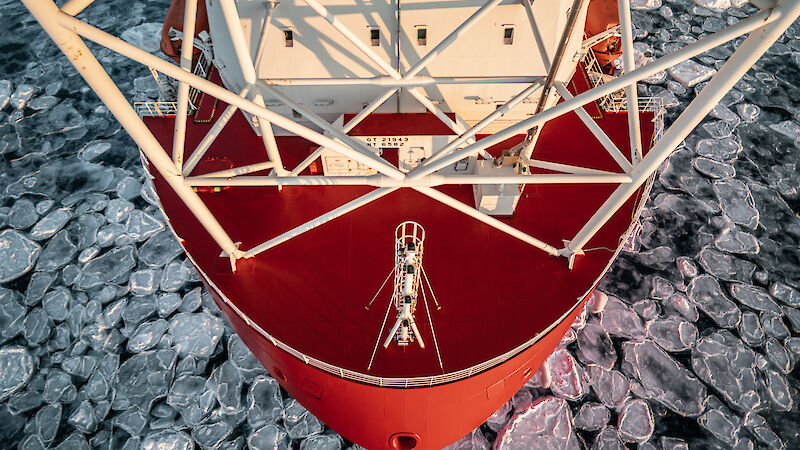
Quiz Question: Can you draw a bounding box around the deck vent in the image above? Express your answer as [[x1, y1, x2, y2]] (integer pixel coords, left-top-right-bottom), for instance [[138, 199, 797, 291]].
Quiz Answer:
[[389, 433, 419, 449], [283, 29, 293, 47], [503, 27, 514, 45], [371, 28, 380, 46], [417, 28, 427, 46]]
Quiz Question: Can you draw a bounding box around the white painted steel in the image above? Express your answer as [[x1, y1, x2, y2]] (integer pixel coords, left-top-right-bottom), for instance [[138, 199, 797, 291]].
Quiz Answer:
[[407, 7, 778, 181], [21, 0, 244, 268], [566, 0, 800, 257], [553, 81, 632, 172], [263, 76, 542, 87], [60, 0, 95, 15], [194, 161, 275, 178], [56, 11, 405, 180], [522, 0, 552, 70], [172, 0, 198, 170], [580, 25, 620, 51], [617, 0, 643, 163]]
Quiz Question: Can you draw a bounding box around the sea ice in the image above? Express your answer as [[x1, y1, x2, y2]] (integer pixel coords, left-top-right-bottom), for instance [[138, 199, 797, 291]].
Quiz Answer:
[[743, 412, 783, 449], [714, 228, 759, 254], [761, 313, 790, 340], [696, 248, 756, 283], [576, 322, 617, 371], [126, 319, 169, 353], [228, 334, 265, 382], [486, 402, 512, 432], [77, 141, 111, 162], [663, 293, 699, 322], [129, 269, 159, 296], [713, 179, 759, 229], [494, 396, 580, 450], [687, 275, 741, 328], [668, 60, 716, 87], [125, 210, 164, 242], [736, 103, 760, 122], [588, 367, 630, 409], [646, 317, 697, 352], [141, 430, 194, 450], [43, 369, 76, 404], [592, 427, 625, 450], [693, 157, 735, 179], [35, 403, 62, 445], [139, 231, 184, 267], [0, 229, 40, 282], [599, 296, 645, 339], [763, 369, 792, 412], [24, 307, 51, 345], [727, 283, 781, 313], [695, 137, 742, 161], [737, 311, 766, 346], [691, 330, 763, 412], [283, 398, 324, 439], [35, 229, 77, 272], [617, 399, 654, 443], [573, 403, 609, 432], [112, 409, 148, 436], [0, 346, 34, 401], [208, 360, 243, 414], [763, 337, 793, 374], [113, 349, 176, 413], [42, 287, 70, 322], [444, 429, 491, 450], [29, 207, 71, 240], [192, 422, 232, 448], [157, 293, 183, 318], [169, 312, 225, 358], [159, 260, 190, 293], [0, 290, 26, 342], [769, 282, 800, 307], [76, 245, 136, 289], [545, 347, 585, 401], [247, 424, 289, 450], [698, 407, 739, 445], [68, 400, 98, 434], [6, 200, 35, 229], [248, 376, 284, 429], [621, 340, 707, 416]]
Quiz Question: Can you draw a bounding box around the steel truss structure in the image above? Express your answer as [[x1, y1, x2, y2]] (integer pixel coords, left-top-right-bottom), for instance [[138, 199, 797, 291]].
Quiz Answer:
[[21, 0, 800, 272]]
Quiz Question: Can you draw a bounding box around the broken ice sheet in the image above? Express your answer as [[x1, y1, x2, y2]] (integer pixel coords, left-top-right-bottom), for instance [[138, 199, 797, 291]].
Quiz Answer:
[[0, 346, 34, 401], [573, 402, 609, 432], [576, 322, 617, 371], [667, 59, 716, 87], [646, 317, 697, 352], [545, 347, 585, 401], [0, 229, 40, 283], [169, 311, 225, 359], [494, 396, 580, 450], [617, 398, 654, 443]]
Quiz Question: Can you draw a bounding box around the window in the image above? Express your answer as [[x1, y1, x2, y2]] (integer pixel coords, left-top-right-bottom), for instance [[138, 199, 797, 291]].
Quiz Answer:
[[417, 28, 427, 46], [503, 27, 514, 45], [370, 29, 380, 46], [284, 29, 293, 47]]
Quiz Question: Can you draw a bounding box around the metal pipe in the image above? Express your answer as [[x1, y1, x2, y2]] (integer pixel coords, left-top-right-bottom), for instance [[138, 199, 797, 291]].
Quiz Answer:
[[414, 187, 560, 256], [522, 0, 551, 70], [263, 76, 542, 86], [553, 81, 632, 172], [407, 88, 465, 134], [618, 0, 643, 163], [253, 1, 277, 69], [60, 0, 95, 15], [407, 7, 777, 180], [23, 0, 243, 267], [56, 12, 405, 180], [172, 0, 198, 170], [244, 187, 399, 257], [566, 0, 800, 256], [195, 161, 275, 178], [404, 0, 504, 79]]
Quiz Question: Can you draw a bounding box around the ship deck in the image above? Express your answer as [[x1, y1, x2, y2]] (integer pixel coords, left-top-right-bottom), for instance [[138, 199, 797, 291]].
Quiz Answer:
[[144, 81, 654, 379]]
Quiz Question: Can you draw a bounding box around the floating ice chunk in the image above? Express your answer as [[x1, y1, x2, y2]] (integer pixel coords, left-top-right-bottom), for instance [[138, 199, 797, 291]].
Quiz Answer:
[[710, 104, 739, 124], [631, 0, 661, 10], [714, 228, 759, 254], [0, 80, 10, 109], [486, 402, 512, 432], [113, 409, 148, 436], [495, 396, 580, 450], [28, 95, 59, 110], [659, 437, 688, 450], [764, 337, 793, 374], [193, 421, 232, 448], [77, 245, 136, 289], [636, 246, 678, 271], [588, 367, 629, 409], [702, 121, 733, 140], [728, 283, 781, 313], [300, 434, 343, 450], [574, 403, 609, 432], [668, 60, 715, 87], [697, 248, 756, 284], [0, 290, 26, 343], [663, 293, 699, 322], [650, 277, 674, 300], [621, 340, 706, 416], [763, 369, 792, 411], [444, 429, 490, 450], [139, 231, 184, 267], [283, 398, 324, 439], [0, 229, 40, 282], [71, 212, 103, 250], [96, 223, 126, 247], [157, 293, 183, 318], [632, 300, 659, 320], [120, 23, 163, 53], [691, 330, 763, 412], [649, 86, 679, 108], [127, 319, 169, 353], [761, 313, 790, 340], [105, 198, 135, 224], [698, 407, 739, 445], [546, 347, 585, 401], [737, 312, 766, 346], [24, 307, 51, 345], [229, 334, 265, 382], [7, 389, 42, 415], [769, 282, 800, 307], [769, 120, 800, 141], [169, 312, 225, 358], [714, 180, 759, 229], [9, 84, 36, 109], [42, 287, 71, 321], [159, 260, 190, 293], [4, 200, 32, 229], [116, 176, 142, 200], [617, 399, 653, 443], [129, 269, 159, 296], [736, 103, 760, 122], [78, 141, 111, 162], [576, 322, 617, 371], [29, 207, 71, 241], [125, 210, 164, 242], [676, 257, 699, 278], [141, 430, 194, 450], [695, 137, 741, 161], [743, 412, 784, 449], [693, 157, 735, 179], [694, 0, 730, 11], [180, 287, 203, 313], [782, 306, 800, 333], [0, 346, 34, 401], [43, 369, 76, 404], [122, 295, 158, 328], [248, 376, 284, 429], [600, 296, 646, 339], [36, 229, 78, 272], [114, 349, 176, 413], [591, 427, 624, 450], [248, 424, 289, 450], [68, 400, 98, 434], [646, 317, 697, 352], [36, 403, 62, 445], [208, 360, 243, 414]]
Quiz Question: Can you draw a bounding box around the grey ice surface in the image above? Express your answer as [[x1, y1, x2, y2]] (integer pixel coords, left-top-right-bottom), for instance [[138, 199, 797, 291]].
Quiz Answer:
[[1, 0, 800, 448]]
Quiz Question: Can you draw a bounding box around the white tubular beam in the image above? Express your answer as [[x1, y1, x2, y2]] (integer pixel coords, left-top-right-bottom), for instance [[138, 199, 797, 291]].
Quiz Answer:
[[407, 7, 777, 180], [56, 12, 405, 180], [423, 81, 543, 168], [407, 88, 465, 134], [253, 1, 277, 68], [60, 0, 95, 16], [23, 0, 243, 265], [553, 82, 632, 172], [618, 0, 643, 163], [260, 84, 390, 163], [263, 76, 541, 87], [172, 0, 198, 170], [523, 157, 625, 176], [195, 161, 275, 178], [219, 0, 286, 174], [432, 173, 632, 184], [522, 0, 551, 70], [404, 0, 504, 79], [581, 25, 620, 51], [301, 0, 400, 79], [186, 175, 382, 187], [244, 187, 399, 257], [567, 0, 800, 255], [182, 85, 252, 176], [414, 187, 560, 256]]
